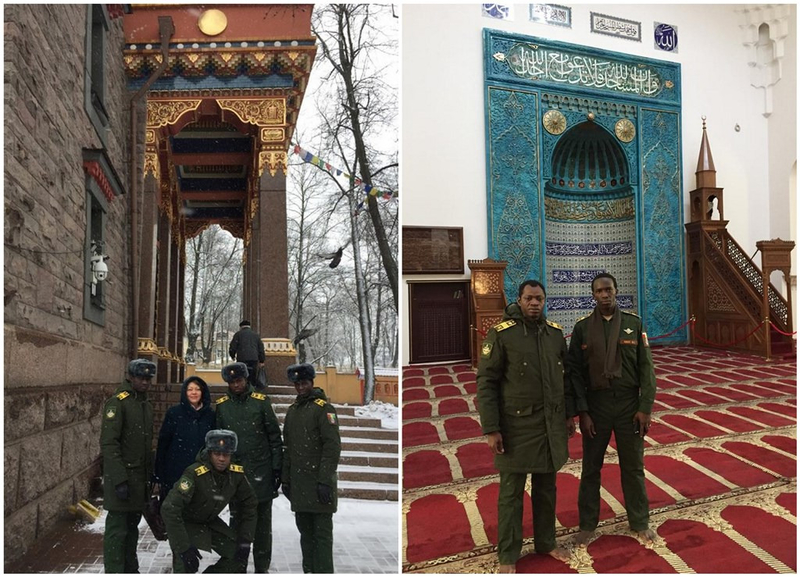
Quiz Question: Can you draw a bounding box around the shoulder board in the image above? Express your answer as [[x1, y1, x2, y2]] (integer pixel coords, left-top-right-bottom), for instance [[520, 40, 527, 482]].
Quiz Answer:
[[314, 398, 327, 407], [215, 396, 229, 405], [194, 465, 209, 476], [493, 320, 517, 332], [546, 319, 562, 330], [116, 391, 130, 401], [250, 392, 266, 401], [229, 464, 244, 473], [622, 310, 640, 317]]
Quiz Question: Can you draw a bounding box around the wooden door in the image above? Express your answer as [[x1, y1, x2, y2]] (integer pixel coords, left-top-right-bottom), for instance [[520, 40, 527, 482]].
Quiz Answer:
[[409, 282, 470, 364]]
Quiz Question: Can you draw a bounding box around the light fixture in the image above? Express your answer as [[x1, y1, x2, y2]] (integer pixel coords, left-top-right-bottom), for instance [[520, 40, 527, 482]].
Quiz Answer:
[[90, 240, 109, 296]]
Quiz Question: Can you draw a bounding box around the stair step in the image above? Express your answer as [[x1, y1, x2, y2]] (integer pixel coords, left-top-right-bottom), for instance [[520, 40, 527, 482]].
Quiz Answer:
[[337, 481, 398, 501], [339, 426, 397, 440], [338, 466, 398, 484], [276, 414, 383, 428], [339, 451, 398, 468], [342, 439, 397, 453], [274, 403, 358, 416]]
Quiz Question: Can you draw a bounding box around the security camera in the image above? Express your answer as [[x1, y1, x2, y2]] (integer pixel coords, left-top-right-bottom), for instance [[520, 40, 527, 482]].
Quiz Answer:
[[93, 258, 109, 282]]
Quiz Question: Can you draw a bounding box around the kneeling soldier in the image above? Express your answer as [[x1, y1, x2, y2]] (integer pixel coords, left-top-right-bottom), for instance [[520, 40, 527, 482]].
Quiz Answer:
[[162, 430, 257, 574], [283, 363, 342, 573]]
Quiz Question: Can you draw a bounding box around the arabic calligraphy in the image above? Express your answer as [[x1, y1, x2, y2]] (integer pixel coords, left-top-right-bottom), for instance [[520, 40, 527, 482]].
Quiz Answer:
[[590, 12, 641, 41], [544, 197, 635, 222], [654, 23, 679, 53], [547, 295, 635, 310], [503, 44, 662, 97], [552, 269, 606, 283], [529, 4, 571, 28], [545, 241, 633, 256]]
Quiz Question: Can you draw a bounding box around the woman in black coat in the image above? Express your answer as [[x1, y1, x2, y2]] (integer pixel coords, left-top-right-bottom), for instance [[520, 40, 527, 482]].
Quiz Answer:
[[154, 376, 215, 499]]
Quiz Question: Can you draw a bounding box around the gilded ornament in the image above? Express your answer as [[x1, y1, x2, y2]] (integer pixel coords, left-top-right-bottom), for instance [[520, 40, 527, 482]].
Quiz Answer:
[[217, 98, 286, 126], [197, 9, 228, 36], [587, 111, 596, 121], [543, 109, 567, 135], [146, 100, 201, 128], [260, 127, 285, 142], [615, 118, 636, 143], [143, 151, 160, 180], [258, 150, 288, 177]]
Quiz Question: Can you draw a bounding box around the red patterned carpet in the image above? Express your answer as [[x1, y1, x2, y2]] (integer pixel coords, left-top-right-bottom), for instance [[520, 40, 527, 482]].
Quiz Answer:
[[401, 346, 796, 573]]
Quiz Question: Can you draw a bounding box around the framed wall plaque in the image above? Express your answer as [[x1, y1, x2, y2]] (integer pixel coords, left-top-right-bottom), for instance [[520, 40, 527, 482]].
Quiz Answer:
[[402, 226, 464, 274]]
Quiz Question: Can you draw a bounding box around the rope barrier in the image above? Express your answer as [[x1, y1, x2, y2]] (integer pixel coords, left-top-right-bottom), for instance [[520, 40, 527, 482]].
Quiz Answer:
[[769, 321, 797, 337], [690, 318, 766, 347], [648, 317, 694, 341]]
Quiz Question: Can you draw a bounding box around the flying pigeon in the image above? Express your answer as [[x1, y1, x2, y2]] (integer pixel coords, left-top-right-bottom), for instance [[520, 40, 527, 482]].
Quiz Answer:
[[318, 247, 344, 268], [292, 327, 318, 346]]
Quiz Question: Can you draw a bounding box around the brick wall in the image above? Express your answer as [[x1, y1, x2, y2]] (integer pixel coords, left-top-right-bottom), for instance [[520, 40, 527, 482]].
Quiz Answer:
[[4, 5, 132, 564]]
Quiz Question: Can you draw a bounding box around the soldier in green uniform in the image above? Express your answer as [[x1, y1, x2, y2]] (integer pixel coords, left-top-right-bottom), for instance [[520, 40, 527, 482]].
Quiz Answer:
[[282, 363, 342, 574], [162, 429, 258, 573], [100, 358, 156, 573], [215, 362, 283, 573], [566, 272, 657, 545], [477, 280, 576, 573]]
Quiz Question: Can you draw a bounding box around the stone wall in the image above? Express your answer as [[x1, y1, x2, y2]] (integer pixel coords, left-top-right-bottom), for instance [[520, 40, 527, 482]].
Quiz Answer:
[[4, 5, 132, 564]]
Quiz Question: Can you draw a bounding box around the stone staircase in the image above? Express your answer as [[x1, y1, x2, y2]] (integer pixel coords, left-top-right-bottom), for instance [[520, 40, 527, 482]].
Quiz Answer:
[[204, 383, 398, 501]]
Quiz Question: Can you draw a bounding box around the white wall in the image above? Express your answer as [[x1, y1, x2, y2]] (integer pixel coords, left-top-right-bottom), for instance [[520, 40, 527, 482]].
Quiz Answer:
[[401, 4, 797, 365]]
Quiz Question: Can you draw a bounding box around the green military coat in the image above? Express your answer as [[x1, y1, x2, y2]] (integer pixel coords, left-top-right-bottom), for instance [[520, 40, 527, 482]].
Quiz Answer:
[[100, 379, 154, 511], [567, 309, 657, 415], [476, 304, 573, 474], [161, 449, 258, 554], [215, 384, 283, 502], [282, 388, 341, 514]]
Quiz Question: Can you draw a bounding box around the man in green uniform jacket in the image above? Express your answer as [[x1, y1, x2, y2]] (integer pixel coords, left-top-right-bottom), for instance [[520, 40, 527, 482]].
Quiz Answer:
[[282, 363, 342, 574], [566, 273, 657, 546], [100, 359, 156, 573], [162, 429, 258, 573], [215, 362, 283, 573], [477, 280, 576, 573]]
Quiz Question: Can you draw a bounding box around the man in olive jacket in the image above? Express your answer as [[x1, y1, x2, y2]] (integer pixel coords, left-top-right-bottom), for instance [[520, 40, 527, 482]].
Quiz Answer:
[[215, 362, 283, 573], [567, 273, 657, 546], [282, 363, 342, 573], [162, 430, 258, 573], [477, 280, 575, 573], [100, 359, 156, 573]]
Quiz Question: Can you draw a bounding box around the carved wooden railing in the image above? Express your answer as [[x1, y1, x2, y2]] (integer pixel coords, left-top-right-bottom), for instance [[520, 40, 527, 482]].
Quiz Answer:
[[706, 229, 791, 333]]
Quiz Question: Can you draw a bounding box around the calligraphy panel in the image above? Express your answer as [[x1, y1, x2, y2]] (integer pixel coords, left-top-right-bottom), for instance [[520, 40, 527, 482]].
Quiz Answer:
[[486, 87, 541, 300], [640, 108, 686, 342], [402, 227, 464, 274], [484, 29, 681, 106]]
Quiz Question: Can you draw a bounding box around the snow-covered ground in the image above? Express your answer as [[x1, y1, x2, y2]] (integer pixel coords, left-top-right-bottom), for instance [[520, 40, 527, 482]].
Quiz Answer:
[[81, 496, 399, 573], [352, 400, 398, 429]]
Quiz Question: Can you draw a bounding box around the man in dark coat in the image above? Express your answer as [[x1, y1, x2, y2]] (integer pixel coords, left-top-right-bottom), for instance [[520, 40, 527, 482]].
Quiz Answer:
[[567, 272, 657, 546], [229, 320, 266, 388], [282, 363, 342, 573], [162, 429, 258, 573], [154, 376, 215, 501], [477, 280, 576, 573], [215, 362, 283, 573], [101, 358, 156, 573]]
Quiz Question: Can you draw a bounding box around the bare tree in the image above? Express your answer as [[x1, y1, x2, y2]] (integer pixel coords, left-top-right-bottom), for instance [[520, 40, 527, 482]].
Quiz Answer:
[[184, 225, 243, 365]]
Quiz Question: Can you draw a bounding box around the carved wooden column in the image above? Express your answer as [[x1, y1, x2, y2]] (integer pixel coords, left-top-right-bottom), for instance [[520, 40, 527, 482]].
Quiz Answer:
[[137, 172, 160, 362], [468, 258, 509, 368], [177, 250, 186, 382], [757, 238, 795, 360], [168, 233, 180, 383], [155, 211, 173, 382]]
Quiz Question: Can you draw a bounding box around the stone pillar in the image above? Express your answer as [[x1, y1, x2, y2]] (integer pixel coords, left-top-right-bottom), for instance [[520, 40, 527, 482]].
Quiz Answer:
[[137, 174, 159, 362], [155, 212, 172, 382], [258, 170, 295, 384]]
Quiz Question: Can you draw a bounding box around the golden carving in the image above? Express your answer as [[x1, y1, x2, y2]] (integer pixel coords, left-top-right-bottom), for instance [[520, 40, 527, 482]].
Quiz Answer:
[[143, 151, 160, 180], [253, 52, 267, 62], [197, 9, 228, 36], [157, 346, 171, 360], [249, 196, 259, 220], [145, 129, 156, 145], [217, 98, 286, 126], [260, 127, 285, 142], [543, 196, 635, 221], [137, 338, 158, 354], [615, 118, 636, 142], [264, 338, 297, 356], [258, 150, 288, 177], [146, 100, 202, 128], [543, 109, 567, 135], [473, 271, 501, 295]]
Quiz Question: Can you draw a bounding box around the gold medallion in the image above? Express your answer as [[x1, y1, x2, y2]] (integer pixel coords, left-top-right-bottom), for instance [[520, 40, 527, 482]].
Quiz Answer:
[[615, 118, 636, 143], [198, 9, 228, 36], [543, 110, 567, 135]]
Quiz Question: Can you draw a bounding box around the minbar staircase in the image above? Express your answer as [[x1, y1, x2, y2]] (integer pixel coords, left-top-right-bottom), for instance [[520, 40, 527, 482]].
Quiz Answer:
[[685, 120, 795, 360]]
